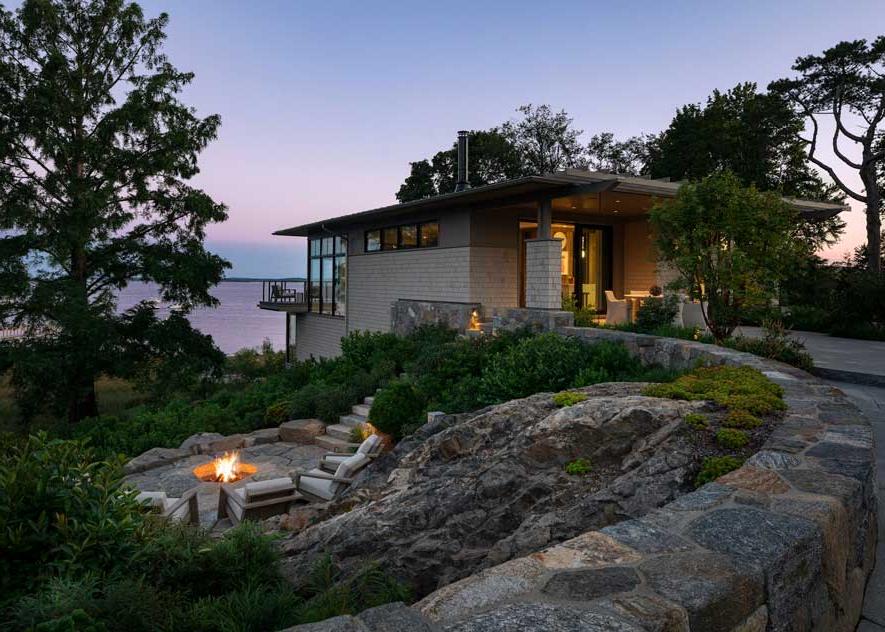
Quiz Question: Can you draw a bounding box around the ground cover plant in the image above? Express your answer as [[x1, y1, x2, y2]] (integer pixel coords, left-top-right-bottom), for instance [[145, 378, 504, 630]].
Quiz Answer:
[[369, 331, 678, 439], [647, 364, 786, 487], [1, 434, 410, 631]]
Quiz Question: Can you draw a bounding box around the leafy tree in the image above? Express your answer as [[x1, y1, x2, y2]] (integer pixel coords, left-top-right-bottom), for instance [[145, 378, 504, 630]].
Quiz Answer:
[[396, 104, 588, 202], [650, 83, 831, 197], [770, 38, 885, 272], [396, 129, 521, 202], [501, 104, 587, 174], [585, 132, 656, 176], [649, 172, 804, 341], [0, 0, 229, 422]]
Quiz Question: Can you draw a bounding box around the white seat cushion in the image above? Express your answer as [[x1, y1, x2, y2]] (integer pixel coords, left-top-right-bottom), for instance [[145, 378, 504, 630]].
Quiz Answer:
[[331, 454, 369, 495], [298, 467, 337, 500], [245, 477, 293, 502], [357, 434, 381, 455]]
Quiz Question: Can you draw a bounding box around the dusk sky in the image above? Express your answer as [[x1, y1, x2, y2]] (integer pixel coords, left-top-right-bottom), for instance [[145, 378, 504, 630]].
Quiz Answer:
[[133, 0, 882, 277]]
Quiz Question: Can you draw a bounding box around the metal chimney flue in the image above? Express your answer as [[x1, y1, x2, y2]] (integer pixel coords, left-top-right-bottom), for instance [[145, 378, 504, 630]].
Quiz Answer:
[[455, 130, 469, 192]]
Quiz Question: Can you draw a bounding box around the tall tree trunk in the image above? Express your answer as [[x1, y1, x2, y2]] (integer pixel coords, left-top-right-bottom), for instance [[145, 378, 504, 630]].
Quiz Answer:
[[68, 239, 97, 424], [862, 167, 882, 273], [68, 378, 98, 424], [867, 197, 882, 274]]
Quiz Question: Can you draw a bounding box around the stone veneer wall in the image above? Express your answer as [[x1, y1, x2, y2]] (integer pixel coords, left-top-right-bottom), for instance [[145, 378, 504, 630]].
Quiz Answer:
[[391, 300, 482, 336], [289, 327, 877, 632]]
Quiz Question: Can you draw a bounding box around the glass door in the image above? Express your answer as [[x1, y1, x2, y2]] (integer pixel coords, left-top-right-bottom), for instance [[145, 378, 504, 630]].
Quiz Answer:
[[575, 227, 611, 312]]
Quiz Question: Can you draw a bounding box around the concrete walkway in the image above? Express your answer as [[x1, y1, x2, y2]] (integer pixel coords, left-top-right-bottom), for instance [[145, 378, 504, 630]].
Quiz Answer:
[[737, 327, 885, 385], [825, 381, 885, 632]]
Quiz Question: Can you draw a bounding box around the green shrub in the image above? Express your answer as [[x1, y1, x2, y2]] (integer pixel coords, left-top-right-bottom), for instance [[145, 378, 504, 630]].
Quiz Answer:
[[552, 391, 587, 407], [0, 434, 143, 604], [370, 379, 427, 439], [634, 295, 680, 333], [644, 365, 785, 416], [695, 456, 744, 487], [723, 409, 762, 429], [715, 428, 749, 449], [564, 458, 592, 475], [479, 333, 592, 401], [683, 413, 709, 430], [722, 321, 814, 372], [265, 400, 292, 425], [783, 305, 832, 333], [225, 339, 287, 380]]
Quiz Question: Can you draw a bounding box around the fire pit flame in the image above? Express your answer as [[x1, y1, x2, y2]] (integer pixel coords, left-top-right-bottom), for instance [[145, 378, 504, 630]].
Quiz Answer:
[[214, 451, 240, 483], [192, 451, 257, 483]]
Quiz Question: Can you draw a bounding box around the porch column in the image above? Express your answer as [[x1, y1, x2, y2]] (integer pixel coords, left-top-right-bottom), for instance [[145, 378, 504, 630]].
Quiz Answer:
[[525, 198, 560, 309]]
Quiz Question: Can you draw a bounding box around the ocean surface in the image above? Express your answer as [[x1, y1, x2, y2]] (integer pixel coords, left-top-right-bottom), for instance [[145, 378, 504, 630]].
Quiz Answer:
[[117, 281, 288, 354]]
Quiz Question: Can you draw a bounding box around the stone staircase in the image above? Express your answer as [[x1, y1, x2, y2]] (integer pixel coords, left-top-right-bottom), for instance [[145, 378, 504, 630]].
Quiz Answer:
[[315, 396, 374, 453]]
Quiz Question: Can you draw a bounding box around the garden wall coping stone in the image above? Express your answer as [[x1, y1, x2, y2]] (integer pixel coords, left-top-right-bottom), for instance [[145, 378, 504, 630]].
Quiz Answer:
[[292, 327, 876, 632]]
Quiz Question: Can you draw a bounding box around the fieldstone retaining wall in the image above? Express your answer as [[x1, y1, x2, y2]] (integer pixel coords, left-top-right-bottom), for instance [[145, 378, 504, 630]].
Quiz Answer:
[[391, 300, 482, 336], [491, 306, 574, 333], [289, 327, 877, 632]]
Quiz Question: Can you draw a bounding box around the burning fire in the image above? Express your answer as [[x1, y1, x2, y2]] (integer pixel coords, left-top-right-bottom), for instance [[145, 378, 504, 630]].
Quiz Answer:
[[192, 451, 257, 483], [214, 451, 240, 483]]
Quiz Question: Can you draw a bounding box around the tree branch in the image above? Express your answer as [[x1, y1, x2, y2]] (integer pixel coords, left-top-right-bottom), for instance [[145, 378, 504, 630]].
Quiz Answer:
[[800, 108, 867, 202]]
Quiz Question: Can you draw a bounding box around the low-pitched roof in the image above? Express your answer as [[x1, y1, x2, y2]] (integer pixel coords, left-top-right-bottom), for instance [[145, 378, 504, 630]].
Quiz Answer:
[[273, 169, 848, 237]]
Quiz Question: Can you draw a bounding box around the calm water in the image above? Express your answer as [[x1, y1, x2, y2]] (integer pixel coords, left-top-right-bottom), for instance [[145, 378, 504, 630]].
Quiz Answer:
[[117, 281, 287, 354]]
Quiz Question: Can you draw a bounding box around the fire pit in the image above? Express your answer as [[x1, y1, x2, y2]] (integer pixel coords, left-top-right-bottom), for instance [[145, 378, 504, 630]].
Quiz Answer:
[[193, 451, 257, 483]]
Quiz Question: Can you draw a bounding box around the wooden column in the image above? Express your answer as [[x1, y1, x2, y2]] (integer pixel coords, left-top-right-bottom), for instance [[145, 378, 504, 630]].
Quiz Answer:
[[537, 198, 552, 238]]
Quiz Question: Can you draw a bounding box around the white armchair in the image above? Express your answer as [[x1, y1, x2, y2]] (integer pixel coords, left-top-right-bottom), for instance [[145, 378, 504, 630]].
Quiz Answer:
[[604, 290, 631, 325], [136, 488, 200, 524], [294, 452, 370, 502], [319, 434, 382, 473], [217, 477, 300, 526]]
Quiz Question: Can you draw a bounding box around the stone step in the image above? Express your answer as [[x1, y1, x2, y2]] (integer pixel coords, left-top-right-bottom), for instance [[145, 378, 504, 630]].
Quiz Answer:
[[325, 423, 355, 441], [314, 434, 359, 454], [339, 413, 367, 428], [352, 403, 371, 418], [363, 396, 375, 406]]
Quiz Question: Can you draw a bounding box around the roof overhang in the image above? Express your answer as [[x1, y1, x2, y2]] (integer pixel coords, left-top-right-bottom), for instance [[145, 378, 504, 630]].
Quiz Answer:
[[273, 171, 849, 237]]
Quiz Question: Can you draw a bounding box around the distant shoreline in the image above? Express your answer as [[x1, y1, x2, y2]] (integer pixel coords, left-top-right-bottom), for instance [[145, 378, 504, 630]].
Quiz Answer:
[[222, 277, 306, 282]]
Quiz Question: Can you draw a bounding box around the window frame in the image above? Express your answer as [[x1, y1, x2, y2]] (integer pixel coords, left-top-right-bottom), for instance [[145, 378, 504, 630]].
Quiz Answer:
[[308, 234, 347, 316], [363, 220, 440, 253]]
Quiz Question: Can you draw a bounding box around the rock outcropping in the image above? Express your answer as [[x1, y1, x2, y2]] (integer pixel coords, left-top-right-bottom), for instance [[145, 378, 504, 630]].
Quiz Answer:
[[281, 383, 707, 596]]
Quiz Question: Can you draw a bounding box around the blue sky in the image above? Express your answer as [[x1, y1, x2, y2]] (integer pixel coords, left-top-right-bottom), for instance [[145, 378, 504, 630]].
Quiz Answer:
[[15, 0, 885, 276]]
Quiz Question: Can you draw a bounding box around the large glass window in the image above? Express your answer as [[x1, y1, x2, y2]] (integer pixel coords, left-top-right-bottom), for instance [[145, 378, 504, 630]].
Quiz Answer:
[[364, 220, 439, 252], [382, 227, 398, 250], [400, 224, 418, 248], [365, 230, 381, 252], [308, 234, 347, 315], [419, 221, 439, 247]]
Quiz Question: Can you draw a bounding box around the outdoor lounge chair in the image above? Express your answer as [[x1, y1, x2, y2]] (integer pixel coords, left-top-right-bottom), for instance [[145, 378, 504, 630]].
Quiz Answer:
[[136, 488, 200, 524], [294, 452, 370, 502], [604, 290, 631, 325], [319, 433, 382, 473], [217, 477, 301, 526]]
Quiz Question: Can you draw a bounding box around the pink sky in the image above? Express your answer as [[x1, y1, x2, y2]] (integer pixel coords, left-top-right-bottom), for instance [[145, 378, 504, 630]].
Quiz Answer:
[[137, 1, 879, 269]]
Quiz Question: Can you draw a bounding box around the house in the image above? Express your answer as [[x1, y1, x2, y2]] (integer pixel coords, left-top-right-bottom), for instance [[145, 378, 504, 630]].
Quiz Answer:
[[261, 131, 845, 362]]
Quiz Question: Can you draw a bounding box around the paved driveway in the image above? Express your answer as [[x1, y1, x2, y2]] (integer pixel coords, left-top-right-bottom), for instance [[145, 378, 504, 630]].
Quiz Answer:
[[736, 327, 885, 383]]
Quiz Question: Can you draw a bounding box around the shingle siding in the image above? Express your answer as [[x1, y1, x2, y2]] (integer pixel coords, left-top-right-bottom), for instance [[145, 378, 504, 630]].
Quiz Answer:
[[623, 219, 657, 294], [347, 247, 473, 333], [294, 313, 346, 361], [347, 245, 520, 334], [468, 247, 518, 308]]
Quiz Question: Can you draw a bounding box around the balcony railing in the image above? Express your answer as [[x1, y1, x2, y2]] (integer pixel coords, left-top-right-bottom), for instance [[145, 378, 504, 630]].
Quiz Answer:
[[260, 280, 307, 308]]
